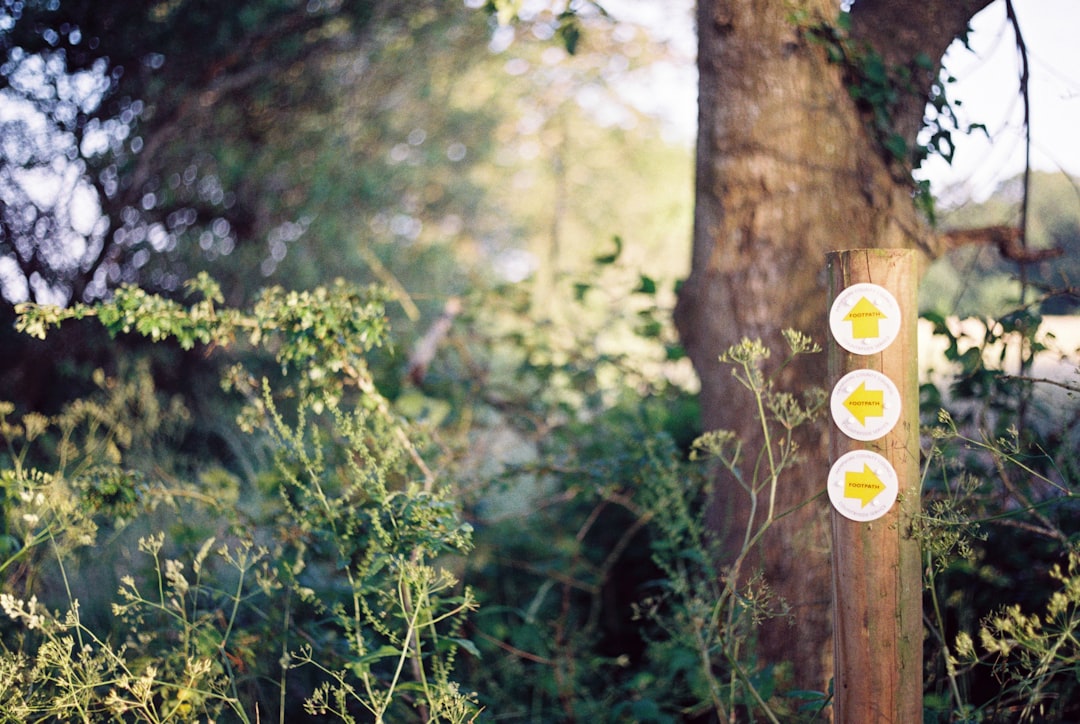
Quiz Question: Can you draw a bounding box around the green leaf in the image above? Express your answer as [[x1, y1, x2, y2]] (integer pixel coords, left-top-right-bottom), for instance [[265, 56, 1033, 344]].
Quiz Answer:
[[958, 347, 982, 374], [921, 310, 947, 330], [557, 17, 581, 55], [861, 54, 887, 85], [0, 534, 20, 558], [786, 689, 828, 701], [883, 133, 908, 161], [593, 235, 622, 265], [450, 637, 481, 658], [913, 52, 934, 71], [635, 310, 662, 339], [635, 274, 657, 295], [665, 343, 686, 361], [350, 644, 402, 666], [393, 681, 428, 694]]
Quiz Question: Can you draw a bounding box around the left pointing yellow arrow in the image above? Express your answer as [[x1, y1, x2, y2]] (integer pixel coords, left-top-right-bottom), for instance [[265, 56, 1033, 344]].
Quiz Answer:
[[843, 381, 884, 425], [844, 464, 886, 507]]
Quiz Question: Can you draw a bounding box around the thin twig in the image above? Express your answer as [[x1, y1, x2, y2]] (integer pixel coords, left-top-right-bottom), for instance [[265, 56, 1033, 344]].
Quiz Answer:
[[1004, 0, 1033, 302], [1001, 373, 1080, 395]]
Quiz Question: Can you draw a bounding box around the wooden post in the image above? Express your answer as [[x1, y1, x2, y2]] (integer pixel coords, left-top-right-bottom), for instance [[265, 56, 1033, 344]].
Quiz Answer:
[[826, 249, 922, 723]]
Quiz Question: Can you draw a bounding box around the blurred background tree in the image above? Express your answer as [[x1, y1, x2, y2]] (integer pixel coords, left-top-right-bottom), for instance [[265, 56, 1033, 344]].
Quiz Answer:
[[0, 0, 693, 406]]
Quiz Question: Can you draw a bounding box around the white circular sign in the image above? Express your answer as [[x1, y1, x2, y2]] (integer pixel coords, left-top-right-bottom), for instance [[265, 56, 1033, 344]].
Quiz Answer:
[[828, 450, 899, 522], [829, 283, 901, 355], [830, 369, 901, 441]]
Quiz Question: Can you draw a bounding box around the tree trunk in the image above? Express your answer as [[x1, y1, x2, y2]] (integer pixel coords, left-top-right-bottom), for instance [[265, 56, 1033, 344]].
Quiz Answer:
[[676, 0, 992, 694]]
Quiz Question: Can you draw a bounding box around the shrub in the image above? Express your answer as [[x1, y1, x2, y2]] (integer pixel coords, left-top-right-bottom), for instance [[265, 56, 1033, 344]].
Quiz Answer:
[[2, 275, 479, 722]]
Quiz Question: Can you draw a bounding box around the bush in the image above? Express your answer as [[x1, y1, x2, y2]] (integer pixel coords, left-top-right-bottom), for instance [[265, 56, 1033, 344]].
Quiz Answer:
[[2, 275, 478, 722], [919, 307, 1080, 723], [4, 272, 1078, 723]]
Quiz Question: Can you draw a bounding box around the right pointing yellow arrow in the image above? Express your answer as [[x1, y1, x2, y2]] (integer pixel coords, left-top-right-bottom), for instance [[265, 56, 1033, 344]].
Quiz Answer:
[[844, 464, 886, 507]]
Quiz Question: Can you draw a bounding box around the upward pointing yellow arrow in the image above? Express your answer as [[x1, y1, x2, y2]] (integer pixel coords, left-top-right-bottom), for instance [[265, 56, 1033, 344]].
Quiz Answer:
[[844, 464, 886, 507], [843, 296, 886, 339], [843, 382, 884, 425]]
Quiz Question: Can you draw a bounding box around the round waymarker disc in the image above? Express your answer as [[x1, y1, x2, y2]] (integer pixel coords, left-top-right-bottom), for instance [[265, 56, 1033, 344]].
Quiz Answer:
[[830, 369, 901, 441], [829, 283, 901, 355], [828, 450, 898, 522]]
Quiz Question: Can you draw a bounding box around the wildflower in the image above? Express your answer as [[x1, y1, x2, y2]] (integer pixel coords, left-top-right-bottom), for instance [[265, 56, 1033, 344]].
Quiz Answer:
[[0, 593, 45, 630]]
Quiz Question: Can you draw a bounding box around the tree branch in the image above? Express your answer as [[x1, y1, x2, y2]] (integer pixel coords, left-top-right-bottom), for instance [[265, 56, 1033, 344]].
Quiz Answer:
[[940, 225, 1063, 264]]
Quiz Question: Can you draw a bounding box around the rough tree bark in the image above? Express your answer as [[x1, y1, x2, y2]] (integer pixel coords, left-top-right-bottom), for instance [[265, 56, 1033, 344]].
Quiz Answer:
[[675, 0, 996, 693]]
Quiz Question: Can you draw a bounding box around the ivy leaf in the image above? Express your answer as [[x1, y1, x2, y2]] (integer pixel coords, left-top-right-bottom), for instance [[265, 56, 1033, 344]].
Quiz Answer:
[[883, 133, 908, 162]]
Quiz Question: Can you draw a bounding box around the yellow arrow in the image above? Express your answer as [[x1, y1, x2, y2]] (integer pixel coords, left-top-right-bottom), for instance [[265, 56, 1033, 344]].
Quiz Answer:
[[843, 296, 886, 339], [844, 381, 884, 426], [844, 464, 886, 507]]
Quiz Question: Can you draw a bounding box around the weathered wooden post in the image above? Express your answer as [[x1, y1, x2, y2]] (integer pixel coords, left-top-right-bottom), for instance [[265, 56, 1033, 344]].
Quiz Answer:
[[826, 249, 922, 722]]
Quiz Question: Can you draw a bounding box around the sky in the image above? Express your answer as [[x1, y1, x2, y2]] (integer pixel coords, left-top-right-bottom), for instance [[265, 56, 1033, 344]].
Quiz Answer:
[[914, 0, 1080, 202]]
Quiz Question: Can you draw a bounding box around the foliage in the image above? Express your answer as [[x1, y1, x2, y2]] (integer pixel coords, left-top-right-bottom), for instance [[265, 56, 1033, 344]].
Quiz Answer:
[[797, 11, 937, 165], [2, 271, 1079, 721], [918, 302, 1080, 723], [794, 8, 987, 221], [2, 276, 479, 722], [3, 3, 1080, 721], [965, 550, 1080, 722], [0, 0, 693, 339], [0, 1, 521, 305], [669, 331, 828, 722], [453, 298, 829, 721], [0, 0, 371, 300]]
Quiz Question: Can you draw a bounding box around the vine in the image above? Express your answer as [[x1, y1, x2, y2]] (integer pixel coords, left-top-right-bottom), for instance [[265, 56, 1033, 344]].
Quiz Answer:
[[794, 10, 986, 223]]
